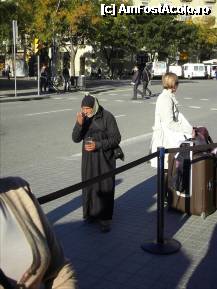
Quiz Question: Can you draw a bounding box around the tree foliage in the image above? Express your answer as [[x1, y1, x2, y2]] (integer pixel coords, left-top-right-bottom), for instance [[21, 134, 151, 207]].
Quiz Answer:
[[1, 0, 217, 74]]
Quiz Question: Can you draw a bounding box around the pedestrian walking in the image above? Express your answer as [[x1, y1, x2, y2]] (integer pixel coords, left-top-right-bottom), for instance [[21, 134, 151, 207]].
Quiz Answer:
[[97, 67, 102, 79], [40, 64, 48, 93], [215, 68, 217, 80], [0, 176, 77, 289], [62, 65, 70, 92], [150, 72, 195, 169], [142, 65, 152, 98], [5, 64, 11, 80], [131, 65, 143, 100], [72, 94, 121, 233]]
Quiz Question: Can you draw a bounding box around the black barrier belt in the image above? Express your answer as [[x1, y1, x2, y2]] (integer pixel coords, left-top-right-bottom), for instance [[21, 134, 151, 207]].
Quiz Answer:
[[166, 142, 217, 154], [38, 151, 158, 204]]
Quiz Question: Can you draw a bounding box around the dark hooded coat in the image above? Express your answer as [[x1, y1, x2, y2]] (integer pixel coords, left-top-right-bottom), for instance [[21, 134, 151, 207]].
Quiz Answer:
[[72, 105, 121, 220]]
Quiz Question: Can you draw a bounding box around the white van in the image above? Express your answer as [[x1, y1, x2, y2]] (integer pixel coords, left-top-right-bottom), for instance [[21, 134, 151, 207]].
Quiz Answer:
[[169, 65, 182, 77], [203, 59, 217, 78], [183, 63, 206, 79], [147, 61, 167, 78]]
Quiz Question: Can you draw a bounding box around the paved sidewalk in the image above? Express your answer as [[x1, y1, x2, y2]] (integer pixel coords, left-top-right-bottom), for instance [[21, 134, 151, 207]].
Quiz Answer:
[[0, 77, 131, 102], [42, 160, 217, 289], [2, 77, 217, 288]]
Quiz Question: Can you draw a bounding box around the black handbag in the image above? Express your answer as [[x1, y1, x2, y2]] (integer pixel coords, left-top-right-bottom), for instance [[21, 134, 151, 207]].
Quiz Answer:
[[92, 119, 124, 161], [114, 145, 125, 161]]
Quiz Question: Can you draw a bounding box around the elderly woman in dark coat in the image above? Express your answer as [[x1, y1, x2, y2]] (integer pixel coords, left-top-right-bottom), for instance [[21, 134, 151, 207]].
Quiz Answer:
[[72, 94, 121, 232]]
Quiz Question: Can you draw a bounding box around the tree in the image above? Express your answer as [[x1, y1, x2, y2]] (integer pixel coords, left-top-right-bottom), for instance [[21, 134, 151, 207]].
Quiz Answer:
[[190, 18, 217, 61]]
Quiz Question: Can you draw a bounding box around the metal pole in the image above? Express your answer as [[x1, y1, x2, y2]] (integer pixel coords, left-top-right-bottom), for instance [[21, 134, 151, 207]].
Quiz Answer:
[[37, 55, 40, 95], [12, 20, 17, 97], [157, 146, 165, 244], [141, 147, 181, 254]]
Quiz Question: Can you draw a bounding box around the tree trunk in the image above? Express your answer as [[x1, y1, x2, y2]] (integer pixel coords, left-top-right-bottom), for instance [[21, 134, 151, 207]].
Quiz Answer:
[[70, 39, 77, 76]]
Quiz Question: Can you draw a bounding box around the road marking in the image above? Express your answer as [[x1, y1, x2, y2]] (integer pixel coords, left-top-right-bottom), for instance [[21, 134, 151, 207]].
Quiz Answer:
[[103, 89, 130, 94], [115, 114, 126, 118], [115, 100, 124, 102], [67, 97, 78, 100], [109, 93, 118, 96], [58, 132, 152, 160], [200, 98, 209, 101], [131, 100, 143, 104], [25, 110, 126, 117], [184, 97, 192, 100], [210, 108, 217, 111], [53, 97, 62, 100], [25, 108, 73, 116], [188, 106, 201, 109]]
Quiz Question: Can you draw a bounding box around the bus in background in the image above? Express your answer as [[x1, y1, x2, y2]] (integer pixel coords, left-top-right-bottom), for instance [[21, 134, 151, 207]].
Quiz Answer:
[[183, 63, 206, 79]]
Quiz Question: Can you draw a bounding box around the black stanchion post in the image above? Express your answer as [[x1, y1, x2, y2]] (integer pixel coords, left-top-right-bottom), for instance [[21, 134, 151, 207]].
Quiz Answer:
[[141, 147, 181, 255], [157, 146, 165, 244]]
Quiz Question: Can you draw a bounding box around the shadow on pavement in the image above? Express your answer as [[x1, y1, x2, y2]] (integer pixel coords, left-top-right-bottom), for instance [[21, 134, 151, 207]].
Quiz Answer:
[[49, 175, 190, 289], [46, 178, 124, 224], [186, 224, 217, 289]]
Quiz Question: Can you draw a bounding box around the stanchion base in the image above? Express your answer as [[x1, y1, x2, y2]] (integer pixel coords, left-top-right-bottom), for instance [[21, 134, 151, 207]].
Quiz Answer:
[[141, 238, 181, 255]]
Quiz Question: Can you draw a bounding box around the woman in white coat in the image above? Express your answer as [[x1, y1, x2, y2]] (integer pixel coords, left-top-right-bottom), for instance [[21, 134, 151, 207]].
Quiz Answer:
[[150, 72, 194, 169]]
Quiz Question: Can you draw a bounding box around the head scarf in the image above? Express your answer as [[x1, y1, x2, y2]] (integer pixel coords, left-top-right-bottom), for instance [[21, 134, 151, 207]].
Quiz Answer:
[[81, 93, 99, 118]]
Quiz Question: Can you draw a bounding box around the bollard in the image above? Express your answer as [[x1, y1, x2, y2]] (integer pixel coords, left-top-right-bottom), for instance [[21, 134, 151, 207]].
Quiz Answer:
[[141, 147, 181, 254]]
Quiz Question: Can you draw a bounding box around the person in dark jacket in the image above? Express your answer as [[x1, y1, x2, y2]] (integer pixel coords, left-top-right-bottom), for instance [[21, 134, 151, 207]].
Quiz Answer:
[[72, 94, 121, 233], [40, 64, 48, 93], [142, 66, 152, 98], [131, 65, 142, 100], [63, 65, 70, 92]]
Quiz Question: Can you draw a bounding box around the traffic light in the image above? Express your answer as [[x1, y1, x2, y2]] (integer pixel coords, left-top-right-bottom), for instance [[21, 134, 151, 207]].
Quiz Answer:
[[33, 38, 39, 54]]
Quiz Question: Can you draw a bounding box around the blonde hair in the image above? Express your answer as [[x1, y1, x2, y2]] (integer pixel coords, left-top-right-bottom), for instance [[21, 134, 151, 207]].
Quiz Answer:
[[162, 72, 178, 90]]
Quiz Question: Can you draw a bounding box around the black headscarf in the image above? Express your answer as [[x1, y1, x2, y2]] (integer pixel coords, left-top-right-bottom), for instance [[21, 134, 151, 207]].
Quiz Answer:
[[81, 94, 95, 108]]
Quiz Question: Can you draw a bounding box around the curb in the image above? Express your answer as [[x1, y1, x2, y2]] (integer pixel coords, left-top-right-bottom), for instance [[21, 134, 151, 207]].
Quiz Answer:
[[0, 94, 52, 103], [0, 88, 117, 103]]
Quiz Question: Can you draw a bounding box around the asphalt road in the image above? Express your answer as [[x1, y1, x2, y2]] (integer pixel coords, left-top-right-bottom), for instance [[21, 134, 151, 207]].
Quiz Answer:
[[1, 79, 217, 199]]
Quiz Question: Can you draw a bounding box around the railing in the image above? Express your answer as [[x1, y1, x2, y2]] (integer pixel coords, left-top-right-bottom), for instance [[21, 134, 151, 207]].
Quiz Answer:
[[38, 142, 217, 255]]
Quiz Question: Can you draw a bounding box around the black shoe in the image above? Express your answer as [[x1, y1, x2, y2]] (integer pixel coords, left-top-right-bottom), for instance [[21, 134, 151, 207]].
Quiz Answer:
[[84, 217, 96, 224], [99, 220, 111, 233]]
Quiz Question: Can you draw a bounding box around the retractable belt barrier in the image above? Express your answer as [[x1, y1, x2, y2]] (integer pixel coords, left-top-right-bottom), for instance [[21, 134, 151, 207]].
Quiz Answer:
[[38, 151, 158, 205], [37, 142, 217, 255]]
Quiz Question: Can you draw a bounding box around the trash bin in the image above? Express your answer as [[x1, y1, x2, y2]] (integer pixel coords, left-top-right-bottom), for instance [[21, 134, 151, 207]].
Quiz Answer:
[[78, 75, 86, 90]]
